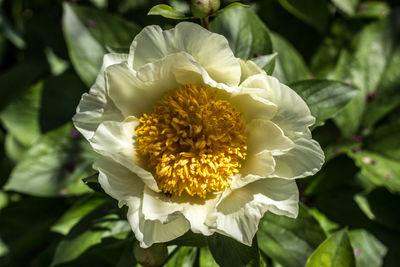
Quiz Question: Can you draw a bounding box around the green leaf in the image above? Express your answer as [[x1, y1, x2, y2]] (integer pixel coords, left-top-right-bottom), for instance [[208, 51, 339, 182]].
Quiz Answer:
[[0, 81, 42, 146], [208, 233, 260, 267], [364, 118, 400, 159], [308, 208, 340, 236], [51, 214, 131, 266], [277, 0, 330, 32], [4, 124, 96, 197], [62, 3, 141, 86], [354, 188, 400, 232], [51, 194, 108, 235], [270, 32, 310, 84], [212, 3, 249, 16], [148, 4, 192, 19], [164, 246, 198, 267], [257, 204, 326, 267], [199, 247, 219, 267], [4, 134, 29, 162], [349, 230, 387, 267], [0, 195, 66, 263], [210, 6, 272, 59], [167, 230, 207, 247], [0, 9, 26, 49], [334, 10, 399, 136], [290, 79, 358, 129], [39, 71, 87, 132], [362, 33, 400, 127], [348, 150, 400, 193], [251, 52, 277, 75], [116, 241, 137, 267], [306, 230, 355, 267], [305, 156, 358, 196], [355, 1, 391, 19], [332, 0, 359, 16], [0, 58, 48, 112]]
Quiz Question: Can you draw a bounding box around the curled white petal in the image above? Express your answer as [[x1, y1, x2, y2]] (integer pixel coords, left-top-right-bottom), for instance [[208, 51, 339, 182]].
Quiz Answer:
[[271, 137, 325, 179], [129, 22, 241, 86], [208, 178, 299, 246], [73, 53, 127, 139], [95, 156, 190, 248], [90, 117, 159, 191], [142, 187, 221, 236]]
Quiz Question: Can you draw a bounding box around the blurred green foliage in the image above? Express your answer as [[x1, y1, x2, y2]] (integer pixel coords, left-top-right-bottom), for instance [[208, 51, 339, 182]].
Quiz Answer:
[[0, 0, 399, 266]]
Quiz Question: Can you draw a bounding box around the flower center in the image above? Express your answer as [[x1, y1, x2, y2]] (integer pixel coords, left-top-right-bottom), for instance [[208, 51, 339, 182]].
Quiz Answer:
[[135, 84, 247, 198]]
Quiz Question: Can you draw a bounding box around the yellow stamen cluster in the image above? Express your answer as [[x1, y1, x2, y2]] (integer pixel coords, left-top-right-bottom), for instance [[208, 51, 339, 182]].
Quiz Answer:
[[135, 84, 247, 198]]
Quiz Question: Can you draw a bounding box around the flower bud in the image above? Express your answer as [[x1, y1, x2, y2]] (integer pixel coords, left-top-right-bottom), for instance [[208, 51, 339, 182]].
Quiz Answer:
[[190, 0, 221, 18], [133, 242, 168, 267]]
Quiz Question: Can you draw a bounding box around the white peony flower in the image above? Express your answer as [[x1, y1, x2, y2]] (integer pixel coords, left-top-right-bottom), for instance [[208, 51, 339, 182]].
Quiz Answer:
[[73, 22, 324, 248]]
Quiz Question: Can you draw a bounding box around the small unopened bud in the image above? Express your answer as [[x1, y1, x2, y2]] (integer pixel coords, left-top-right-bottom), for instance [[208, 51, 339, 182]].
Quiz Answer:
[[133, 242, 168, 267], [190, 0, 221, 18]]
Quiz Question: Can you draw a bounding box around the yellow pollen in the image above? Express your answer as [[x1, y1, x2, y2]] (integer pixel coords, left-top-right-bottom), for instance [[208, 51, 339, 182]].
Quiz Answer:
[[135, 84, 247, 198]]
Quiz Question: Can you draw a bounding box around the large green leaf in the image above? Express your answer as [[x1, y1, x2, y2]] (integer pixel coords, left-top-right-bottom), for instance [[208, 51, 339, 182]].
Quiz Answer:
[[167, 230, 207, 247], [51, 214, 130, 266], [290, 79, 358, 129], [4, 124, 96, 197], [362, 33, 400, 127], [355, 1, 391, 19], [257, 204, 326, 267], [0, 195, 66, 264], [332, 0, 359, 16], [348, 150, 400, 193], [62, 3, 141, 86], [164, 246, 198, 267], [270, 32, 310, 84], [364, 118, 400, 159], [0, 58, 48, 112], [116, 241, 137, 267], [277, 0, 330, 32], [349, 230, 387, 267], [0, 71, 86, 149], [306, 230, 355, 267], [0, 81, 42, 147], [210, 6, 272, 60], [354, 188, 400, 232], [304, 155, 358, 196], [208, 233, 260, 267], [39, 71, 87, 132], [334, 10, 399, 136], [199, 247, 219, 267], [51, 194, 108, 235]]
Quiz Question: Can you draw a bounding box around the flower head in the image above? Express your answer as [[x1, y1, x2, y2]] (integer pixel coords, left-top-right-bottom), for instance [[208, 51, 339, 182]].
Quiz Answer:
[[73, 22, 324, 248]]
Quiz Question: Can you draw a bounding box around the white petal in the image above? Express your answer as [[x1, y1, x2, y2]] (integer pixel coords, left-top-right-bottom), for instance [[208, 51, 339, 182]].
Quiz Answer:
[[73, 53, 127, 140], [246, 119, 295, 156], [217, 88, 278, 122], [209, 179, 299, 246], [229, 119, 295, 190], [95, 156, 144, 207], [231, 151, 276, 189], [89, 117, 159, 191], [241, 74, 315, 135], [239, 59, 265, 83], [129, 22, 241, 86], [271, 137, 325, 179], [95, 157, 189, 248], [127, 202, 190, 248], [142, 187, 220, 236], [106, 53, 204, 118]]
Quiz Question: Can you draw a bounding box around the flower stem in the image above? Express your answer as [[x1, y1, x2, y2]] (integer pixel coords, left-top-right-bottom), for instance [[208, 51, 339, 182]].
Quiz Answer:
[[200, 17, 209, 30]]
